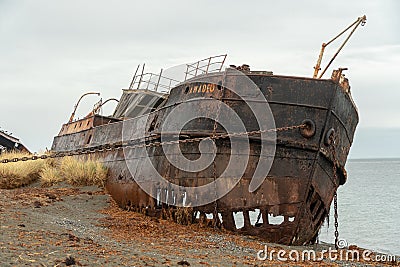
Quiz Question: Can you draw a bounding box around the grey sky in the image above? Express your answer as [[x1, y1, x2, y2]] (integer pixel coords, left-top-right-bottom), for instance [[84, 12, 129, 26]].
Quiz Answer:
[[0, 0, 399, 158]]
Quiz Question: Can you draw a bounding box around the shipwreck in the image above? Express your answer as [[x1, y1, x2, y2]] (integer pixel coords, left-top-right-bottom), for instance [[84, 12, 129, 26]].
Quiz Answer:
[[0, 129, 29, 154], [50, 16, 366, 245]]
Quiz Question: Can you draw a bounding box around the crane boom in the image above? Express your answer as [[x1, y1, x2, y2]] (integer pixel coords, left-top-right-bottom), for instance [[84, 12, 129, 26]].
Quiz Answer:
[[313, 15, 367, 79]]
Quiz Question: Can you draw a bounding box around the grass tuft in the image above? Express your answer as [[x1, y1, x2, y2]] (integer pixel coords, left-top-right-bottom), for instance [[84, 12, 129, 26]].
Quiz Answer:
[[59, 157, 108, 187], [0, 152, 108, 189], [0, 151, 46, 189], [39, 156, 108, 188], [40, 162, 63, 187]]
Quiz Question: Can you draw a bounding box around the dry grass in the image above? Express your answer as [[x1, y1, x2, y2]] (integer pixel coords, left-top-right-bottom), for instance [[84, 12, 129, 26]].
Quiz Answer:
[[60, 157, 108, 187], [40, 156, 108, 188], [0, 151, 108, 189], [40, 162, 63, 187], [0, 151, 46, 189]]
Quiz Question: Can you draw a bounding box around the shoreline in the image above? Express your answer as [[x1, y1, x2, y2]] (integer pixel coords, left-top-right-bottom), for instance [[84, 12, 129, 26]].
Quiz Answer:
[[0, 185, 398, 266]]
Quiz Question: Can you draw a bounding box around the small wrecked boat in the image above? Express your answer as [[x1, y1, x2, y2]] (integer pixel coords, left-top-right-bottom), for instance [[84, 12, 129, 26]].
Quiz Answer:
[[0, 129, 30, 154], [51, 16, 366, 245]]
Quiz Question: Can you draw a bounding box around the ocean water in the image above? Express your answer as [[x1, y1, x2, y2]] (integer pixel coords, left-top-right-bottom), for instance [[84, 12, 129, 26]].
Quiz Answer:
[[319, 158, 400, 255]]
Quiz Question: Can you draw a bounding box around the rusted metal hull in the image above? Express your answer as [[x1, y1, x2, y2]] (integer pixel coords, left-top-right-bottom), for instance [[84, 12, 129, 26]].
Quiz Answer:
[[52, 72, 358, 245]]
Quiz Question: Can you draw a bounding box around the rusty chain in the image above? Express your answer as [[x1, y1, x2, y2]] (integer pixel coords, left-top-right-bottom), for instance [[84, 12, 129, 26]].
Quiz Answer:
[[334, 193, 339, 248], [329, 133, 340, 250], [0, 124, 306, 165], [211, 79, 225, 228]]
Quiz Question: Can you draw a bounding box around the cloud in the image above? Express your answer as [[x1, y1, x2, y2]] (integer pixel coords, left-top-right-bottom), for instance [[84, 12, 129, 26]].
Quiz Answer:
[[0, 0, 398, 155]]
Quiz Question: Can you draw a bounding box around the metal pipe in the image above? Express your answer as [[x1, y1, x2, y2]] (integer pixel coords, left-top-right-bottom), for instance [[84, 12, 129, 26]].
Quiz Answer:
[[137, 63, 146, 89], [129, 64, 141, 89], [92, 98, 120, 115], [219, 54, 227, 71], [155, 69, 163, 92], [68, 92, 100, 123]]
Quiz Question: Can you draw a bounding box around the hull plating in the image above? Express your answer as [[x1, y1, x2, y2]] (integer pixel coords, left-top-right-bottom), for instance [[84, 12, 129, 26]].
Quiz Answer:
[[52, 72, 358, 245]]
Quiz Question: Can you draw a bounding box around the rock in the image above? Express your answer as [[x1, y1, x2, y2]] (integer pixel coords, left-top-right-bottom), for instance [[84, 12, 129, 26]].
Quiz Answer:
[[33, 201, 42, 208], [65, 256, 76, 266], [68, 233, 80, 242], [45, 193, 57, 200], [178, 260, 190, 266]]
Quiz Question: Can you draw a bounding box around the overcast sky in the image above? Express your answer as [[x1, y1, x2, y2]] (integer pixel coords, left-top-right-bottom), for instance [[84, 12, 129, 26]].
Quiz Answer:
[[0, 0, 399, 158]]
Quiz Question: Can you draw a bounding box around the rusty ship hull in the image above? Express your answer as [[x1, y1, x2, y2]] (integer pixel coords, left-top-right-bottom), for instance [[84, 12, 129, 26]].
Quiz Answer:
[[51, 67, 357, 245]]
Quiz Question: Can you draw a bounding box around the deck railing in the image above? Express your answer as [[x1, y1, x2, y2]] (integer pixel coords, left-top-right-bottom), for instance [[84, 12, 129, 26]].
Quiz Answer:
[[129, 71, 180, 93], [184, 54, 227, 81], [128, 54, 227, 93]]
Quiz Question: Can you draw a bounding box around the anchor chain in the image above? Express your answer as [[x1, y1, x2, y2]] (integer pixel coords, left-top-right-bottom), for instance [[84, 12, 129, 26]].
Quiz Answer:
[[1, 124, 306, 165], [210, 76, 228, 228], [0, 123, 307, 233], [334, 192, 339, 249], [329, 133, 340, 249]]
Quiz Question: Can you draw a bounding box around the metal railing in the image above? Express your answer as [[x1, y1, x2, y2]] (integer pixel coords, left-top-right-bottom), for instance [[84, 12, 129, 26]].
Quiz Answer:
[[128, 54, 227, 93], [184, 54, 227, 81], [129, 70, 180, 93]]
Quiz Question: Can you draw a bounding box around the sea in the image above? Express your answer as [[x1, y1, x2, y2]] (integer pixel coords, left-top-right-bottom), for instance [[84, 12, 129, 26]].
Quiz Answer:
[[319, 158, 400, 255]]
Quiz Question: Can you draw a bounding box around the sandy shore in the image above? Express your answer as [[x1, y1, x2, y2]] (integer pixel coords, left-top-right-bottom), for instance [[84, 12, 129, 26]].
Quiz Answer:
[[0, 185, 398, 266]]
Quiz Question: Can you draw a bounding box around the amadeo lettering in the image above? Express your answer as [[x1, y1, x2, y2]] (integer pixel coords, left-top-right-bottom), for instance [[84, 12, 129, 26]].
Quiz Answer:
[[187, 83, 216, 94]]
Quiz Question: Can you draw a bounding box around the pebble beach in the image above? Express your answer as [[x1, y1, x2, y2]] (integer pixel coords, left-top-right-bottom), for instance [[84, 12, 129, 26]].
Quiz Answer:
[[0, 184, 398, 266]]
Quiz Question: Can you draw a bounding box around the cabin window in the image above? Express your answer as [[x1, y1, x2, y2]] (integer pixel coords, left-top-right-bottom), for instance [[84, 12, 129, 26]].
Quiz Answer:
[[87, 135, 92, 144], [139, 95, 154, 105]]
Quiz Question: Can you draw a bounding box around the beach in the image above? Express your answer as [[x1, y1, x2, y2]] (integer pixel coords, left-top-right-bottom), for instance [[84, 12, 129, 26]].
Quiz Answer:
[[0, 184, 398, 266]]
